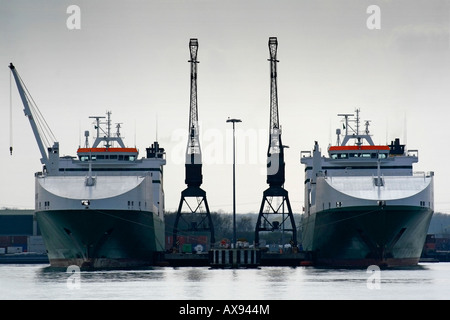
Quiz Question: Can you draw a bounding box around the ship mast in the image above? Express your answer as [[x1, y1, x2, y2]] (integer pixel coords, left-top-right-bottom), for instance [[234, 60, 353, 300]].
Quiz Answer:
[[255, 37, 297, 250], [89, 112, 126, 148], [338, 109, 374, 146], [172, 39, 215, 252]]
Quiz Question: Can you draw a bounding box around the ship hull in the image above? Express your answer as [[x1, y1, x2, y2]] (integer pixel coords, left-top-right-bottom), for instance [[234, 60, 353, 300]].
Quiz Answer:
[[301, 205, 433, 268], [36, 209, 165, 269]]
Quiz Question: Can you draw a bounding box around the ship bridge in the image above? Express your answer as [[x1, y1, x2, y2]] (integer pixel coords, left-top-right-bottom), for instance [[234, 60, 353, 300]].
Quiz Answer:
[[77, 147, 138, 162], [328, 145, 390, 160]]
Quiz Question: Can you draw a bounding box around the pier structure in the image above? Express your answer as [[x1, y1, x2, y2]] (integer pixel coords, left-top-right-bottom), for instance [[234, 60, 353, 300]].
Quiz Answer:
[[209, 248, 260, 268]]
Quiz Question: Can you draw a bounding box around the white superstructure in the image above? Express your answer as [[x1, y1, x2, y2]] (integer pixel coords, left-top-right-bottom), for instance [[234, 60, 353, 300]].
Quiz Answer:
[[301, 109, 433, 216], [34, 112, 165, 217], [300, 109, 434, 267]]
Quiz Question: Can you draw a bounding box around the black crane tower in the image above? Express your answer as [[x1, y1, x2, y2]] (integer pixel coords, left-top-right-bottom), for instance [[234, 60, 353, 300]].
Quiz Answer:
[[172, 38, 215, 252], [254, 37, 297, 250]]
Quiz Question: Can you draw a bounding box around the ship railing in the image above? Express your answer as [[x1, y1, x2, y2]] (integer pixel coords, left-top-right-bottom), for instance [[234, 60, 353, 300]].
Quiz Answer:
[[407, 149, 419, 157], [413, 171, 435, 178], [300, 151, 311, 158]]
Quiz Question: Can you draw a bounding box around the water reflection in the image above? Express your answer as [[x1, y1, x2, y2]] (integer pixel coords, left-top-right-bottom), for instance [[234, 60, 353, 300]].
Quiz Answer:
[[182, 267, 208, 282], [10, 263, 448, 300], [262, 267, 296, 283], [36, 266, 167, 284]]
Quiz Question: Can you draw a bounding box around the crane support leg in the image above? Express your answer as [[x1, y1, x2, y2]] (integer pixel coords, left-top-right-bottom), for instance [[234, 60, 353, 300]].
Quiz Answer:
[[255, 187, 297, 250], [172, 186, 215, 252]]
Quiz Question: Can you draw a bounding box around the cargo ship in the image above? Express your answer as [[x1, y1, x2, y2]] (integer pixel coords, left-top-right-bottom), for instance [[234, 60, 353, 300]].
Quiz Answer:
[[300, 109, 434, 268], [9, 63, 166, 269]]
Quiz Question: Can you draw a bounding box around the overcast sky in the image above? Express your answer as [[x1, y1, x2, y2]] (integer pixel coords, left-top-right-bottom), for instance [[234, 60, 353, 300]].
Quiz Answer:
[[1, 0, 449, 214]]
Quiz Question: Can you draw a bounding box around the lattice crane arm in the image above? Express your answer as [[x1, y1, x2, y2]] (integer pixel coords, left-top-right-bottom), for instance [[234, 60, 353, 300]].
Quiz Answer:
[[186, 38, 202, 165], [184, 39, 203, 187], [268, 37, 279, 131], [266, 37, 285, 187]]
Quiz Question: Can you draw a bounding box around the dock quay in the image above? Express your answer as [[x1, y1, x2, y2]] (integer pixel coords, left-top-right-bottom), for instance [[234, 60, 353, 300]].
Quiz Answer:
[[3, 250, 445, 267], [163, 249, 312, 268], [163, 252, 210, 267], [0, 253, 49, 264], [0, 249, 312, 267]]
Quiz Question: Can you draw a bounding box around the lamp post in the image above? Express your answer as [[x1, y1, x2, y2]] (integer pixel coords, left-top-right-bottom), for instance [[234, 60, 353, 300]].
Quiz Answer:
[[226, 117, 241, 249]]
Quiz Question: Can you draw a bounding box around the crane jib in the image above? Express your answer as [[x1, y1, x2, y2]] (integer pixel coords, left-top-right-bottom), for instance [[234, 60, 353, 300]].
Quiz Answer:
[[8, 63, 59, 168]]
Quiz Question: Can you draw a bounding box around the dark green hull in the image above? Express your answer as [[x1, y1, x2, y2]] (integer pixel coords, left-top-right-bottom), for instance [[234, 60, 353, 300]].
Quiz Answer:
[[301, 206, 433, 268], [36, 210, 165, 269]]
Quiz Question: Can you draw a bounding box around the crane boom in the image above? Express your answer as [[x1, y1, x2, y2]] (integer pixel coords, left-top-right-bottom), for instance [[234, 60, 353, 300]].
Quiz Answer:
[[9, 63, 59, 172], [269, 37, 279, 131], [185, 38, 202, 187], [9, 63, 48, 165], [266, 37, 285, 187], [186, 38, 201, 164]]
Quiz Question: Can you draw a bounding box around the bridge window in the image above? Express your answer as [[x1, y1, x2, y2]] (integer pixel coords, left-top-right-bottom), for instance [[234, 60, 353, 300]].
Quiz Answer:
[[331, 153, 348, 159]]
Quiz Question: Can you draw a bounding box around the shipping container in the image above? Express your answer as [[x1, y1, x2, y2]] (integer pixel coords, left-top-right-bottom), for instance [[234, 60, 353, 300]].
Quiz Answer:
[[7, 246, 23, 254], [27, 236, 46, 254], [182, 244, 192, 253]]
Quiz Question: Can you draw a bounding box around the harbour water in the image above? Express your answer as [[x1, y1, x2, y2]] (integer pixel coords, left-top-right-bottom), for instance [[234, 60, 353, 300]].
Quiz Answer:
[[0, 262, 449, 301]]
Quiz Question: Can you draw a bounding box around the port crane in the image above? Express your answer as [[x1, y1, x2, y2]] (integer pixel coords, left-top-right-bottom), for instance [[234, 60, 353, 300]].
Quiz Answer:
[[172, 39, 215, 252], [9, 63, 60, 175], [254, 38, 297, 250]]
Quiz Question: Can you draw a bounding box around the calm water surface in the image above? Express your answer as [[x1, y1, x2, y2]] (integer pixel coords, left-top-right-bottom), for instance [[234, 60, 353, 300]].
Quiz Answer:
[[0, 263, 449, 300]]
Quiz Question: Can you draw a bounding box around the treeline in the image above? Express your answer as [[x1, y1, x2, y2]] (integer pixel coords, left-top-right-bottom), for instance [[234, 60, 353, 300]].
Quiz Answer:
[[164, 211, 301, 245], [428, 212, 450, 235]]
